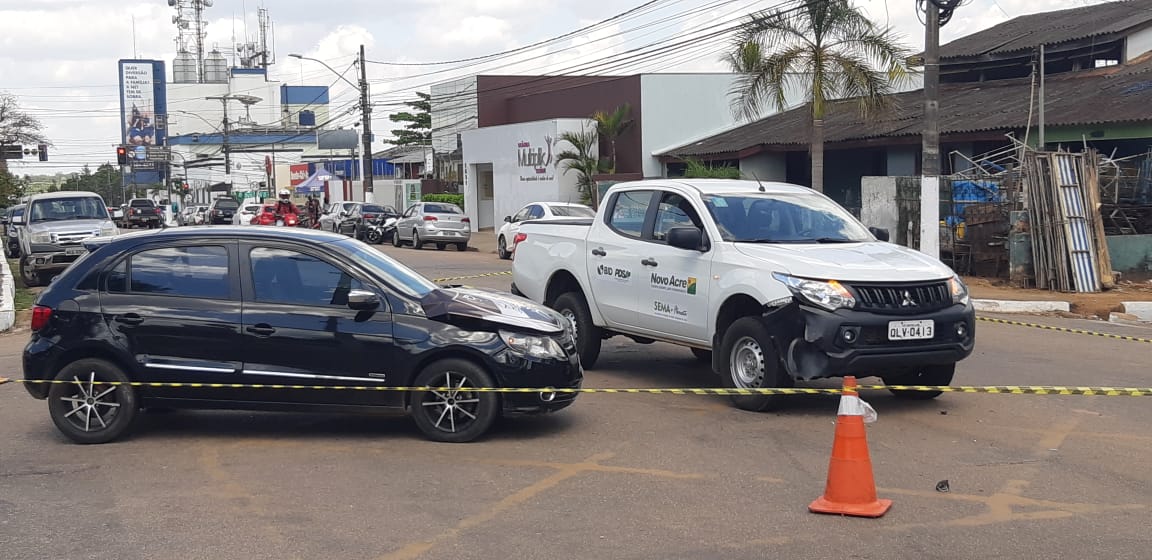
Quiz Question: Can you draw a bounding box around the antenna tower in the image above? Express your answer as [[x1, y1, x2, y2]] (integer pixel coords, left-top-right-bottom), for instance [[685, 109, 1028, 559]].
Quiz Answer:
[[168, 0, 214, 83]]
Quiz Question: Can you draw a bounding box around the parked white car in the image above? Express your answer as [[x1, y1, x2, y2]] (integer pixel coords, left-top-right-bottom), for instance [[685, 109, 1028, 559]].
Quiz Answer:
[[497, 202, 595, 259], [511, 179, 975, 411], [233, 201, 264, 225]]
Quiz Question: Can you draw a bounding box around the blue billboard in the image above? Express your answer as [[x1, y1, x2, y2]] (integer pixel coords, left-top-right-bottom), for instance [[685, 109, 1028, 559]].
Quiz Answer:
[[118, 59, 167, 184]]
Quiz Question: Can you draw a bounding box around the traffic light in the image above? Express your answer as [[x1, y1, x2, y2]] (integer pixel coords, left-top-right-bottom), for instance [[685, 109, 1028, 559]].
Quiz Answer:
[[116, 146, 127, 165], [38, 144, 48, 162]]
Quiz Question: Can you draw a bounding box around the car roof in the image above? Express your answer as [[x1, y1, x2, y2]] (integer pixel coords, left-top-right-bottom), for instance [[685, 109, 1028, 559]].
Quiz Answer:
[[28, 190, 103, 201], [94, 225, 350, 248], [610, 179, 813, 196]]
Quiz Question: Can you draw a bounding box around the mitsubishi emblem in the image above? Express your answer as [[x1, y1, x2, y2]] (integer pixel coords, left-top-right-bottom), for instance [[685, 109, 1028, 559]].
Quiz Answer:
[[900, 290, 917, 307]]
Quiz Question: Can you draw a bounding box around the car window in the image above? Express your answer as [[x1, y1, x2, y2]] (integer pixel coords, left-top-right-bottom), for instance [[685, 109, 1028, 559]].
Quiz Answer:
[[104, 258, 127, 293], [403, 205, 418, 217], [129, 200, 155, 207], [213, 199, 239, 209], [424, 203, 461, 214], [607, 190, 653, 238], [332, 239, 437, 298], [249, 247, 364, 307], [652, 192, 703, 241], [512, 207, 531, 222], [128, 246, 230, 298], [550, 205, 595, 218], [527, 205, 545, 219], [361, 204, 387, 214]]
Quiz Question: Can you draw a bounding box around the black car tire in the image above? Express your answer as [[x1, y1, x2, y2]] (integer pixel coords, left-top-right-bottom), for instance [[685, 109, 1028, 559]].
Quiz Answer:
[[392, 229, 405, 247], [436, 243, 446, 251], [456, 242, 468, 252], [883, 364, 955, 400], [718, 317, 792, 411], [552, 292, 602, 369], [690, 348, 712, 363], [19, 257, 42, 288], [410, 359, 499, 443], [366, 228, 383, 244], [411, 230, 423, 249], [497, 236, 510, 259], [47, 359, 139, 444]]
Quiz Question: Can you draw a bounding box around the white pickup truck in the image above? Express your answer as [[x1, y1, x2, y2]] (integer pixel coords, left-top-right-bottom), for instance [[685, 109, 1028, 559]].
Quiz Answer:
[[511, 179, 975, 411]]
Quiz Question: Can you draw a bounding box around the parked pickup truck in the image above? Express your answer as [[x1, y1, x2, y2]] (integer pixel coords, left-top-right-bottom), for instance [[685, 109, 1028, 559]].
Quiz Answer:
[[511, 179, 975, 411]]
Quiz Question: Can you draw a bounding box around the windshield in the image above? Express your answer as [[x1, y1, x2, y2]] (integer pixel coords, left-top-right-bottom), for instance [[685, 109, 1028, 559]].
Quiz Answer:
[[29, 197, 110, 223], [333, 238, 438, 298], [213, 199, 239, 209], [12, 207, 24, 218], [550, 205, 595, 217], [424, 203, 461, 214], [701, 193, 871, 243]]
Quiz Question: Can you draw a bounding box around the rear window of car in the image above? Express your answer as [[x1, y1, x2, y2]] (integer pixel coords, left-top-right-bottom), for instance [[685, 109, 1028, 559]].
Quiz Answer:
[[550, 205, 595, 217], [213, 199, 239, 209], [130, 200, 156, 207], [424, 203, 461, 214], [361, 204, 387, 214]]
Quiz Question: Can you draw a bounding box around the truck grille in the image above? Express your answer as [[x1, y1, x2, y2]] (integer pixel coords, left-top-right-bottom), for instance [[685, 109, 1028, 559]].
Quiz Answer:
[[52, 230, 99, 245], [851, 282, 951, 315]]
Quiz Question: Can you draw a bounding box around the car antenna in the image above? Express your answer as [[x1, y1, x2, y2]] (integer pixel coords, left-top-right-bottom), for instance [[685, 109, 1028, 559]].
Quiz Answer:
[[747, 170, 767, 192]]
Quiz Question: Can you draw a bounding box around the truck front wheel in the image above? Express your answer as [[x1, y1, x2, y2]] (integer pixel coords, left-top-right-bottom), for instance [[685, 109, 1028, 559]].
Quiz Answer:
[[883, 364, 955, 400], [718, 317, 792, 411], [553, 292, 602, 369]]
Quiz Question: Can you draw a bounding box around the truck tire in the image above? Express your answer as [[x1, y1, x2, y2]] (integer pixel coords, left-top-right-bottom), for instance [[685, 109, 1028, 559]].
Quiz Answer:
[[883, 364, 955, 400], [553, 292, 602, 369], [718, 317, 792, 411]]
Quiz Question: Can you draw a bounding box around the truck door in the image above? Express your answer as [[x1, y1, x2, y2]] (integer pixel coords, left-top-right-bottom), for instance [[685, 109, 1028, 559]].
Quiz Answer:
[[633, 191, 713, 344], [584, 189, 656, 329]]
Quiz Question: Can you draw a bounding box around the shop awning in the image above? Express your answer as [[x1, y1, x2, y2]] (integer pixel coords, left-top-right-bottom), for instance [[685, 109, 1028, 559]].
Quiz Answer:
[[295, 168, 333, 193]]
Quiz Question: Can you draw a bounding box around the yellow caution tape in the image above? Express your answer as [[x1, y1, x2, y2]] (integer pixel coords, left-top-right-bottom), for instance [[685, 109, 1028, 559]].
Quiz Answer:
[[6, 379, 1152, 396], [432, 271, 512, 283], [977, 316, 1152, 343]]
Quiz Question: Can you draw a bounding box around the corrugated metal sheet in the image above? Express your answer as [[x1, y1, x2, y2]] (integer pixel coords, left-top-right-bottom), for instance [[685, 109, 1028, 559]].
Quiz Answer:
[[939, 0, 1152, 59], [661, 56, 1152, 158]]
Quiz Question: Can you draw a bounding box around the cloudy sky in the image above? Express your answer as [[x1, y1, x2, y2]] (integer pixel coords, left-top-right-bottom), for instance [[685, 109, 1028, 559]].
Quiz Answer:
[[0, 0, 1113, 175]]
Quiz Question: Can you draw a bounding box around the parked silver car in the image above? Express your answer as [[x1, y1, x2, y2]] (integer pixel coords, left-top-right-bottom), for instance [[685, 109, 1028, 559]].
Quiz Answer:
[[392, 201, 471, 251]]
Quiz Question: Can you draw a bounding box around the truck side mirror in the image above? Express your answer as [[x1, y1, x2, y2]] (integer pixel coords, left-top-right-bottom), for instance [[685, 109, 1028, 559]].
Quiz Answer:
[[11, 215, 24, 225], [667, 227, 704, 251], [869, 227, 890, 242]]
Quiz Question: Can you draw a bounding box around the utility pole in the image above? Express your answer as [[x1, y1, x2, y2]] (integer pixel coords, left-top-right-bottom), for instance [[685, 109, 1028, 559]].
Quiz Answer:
[[359, 44, 375, 203], [206, 95, 233, 175], [919, 0, 961, 260]]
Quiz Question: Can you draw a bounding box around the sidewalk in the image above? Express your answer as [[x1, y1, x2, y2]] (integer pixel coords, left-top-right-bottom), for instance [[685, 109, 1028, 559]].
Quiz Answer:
[[965, 276, 1152, 320]]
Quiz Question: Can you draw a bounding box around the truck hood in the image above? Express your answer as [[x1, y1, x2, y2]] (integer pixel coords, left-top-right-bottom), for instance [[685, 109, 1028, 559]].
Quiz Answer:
[[420, 287, 565, 334], [734, 241, 954, 282], [26, 219, 111, 234]]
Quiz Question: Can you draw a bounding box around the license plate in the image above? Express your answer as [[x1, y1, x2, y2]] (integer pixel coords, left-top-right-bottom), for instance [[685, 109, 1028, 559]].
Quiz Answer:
[[65, 247, 86, 256], [888, 320, 934, 341]]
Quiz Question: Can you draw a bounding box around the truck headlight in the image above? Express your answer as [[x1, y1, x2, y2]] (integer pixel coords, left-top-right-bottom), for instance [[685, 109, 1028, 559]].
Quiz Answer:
[[499, 330, 566, 360], [948, 274, 970, 305], [100, 225, 118, 236], [772, 273, 856, 311], [30, 232, 51, 244]]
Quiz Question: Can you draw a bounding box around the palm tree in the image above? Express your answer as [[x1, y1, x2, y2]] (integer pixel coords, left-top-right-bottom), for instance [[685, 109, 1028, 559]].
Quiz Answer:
[[555, 127, 601, 206], [726, 1, 912, 193], [591, 103, 632, 174]]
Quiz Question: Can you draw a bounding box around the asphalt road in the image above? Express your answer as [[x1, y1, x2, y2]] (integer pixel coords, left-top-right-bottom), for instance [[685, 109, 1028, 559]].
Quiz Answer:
[[1, 240, 1150, 560]]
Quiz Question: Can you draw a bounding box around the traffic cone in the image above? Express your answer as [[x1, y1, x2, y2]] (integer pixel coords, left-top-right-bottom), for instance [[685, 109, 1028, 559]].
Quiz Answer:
[[808, 376, 892, 518]]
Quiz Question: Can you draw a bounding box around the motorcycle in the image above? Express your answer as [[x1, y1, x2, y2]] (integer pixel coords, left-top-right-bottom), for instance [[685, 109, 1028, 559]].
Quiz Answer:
[[251, 205, 299, 227], [364, 215, 398, 245]]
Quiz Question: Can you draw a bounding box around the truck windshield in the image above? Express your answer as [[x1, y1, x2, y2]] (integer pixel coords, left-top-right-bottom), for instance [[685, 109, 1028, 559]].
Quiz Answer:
[[29, 197, 110, 223], [701, 193, 872, 243]]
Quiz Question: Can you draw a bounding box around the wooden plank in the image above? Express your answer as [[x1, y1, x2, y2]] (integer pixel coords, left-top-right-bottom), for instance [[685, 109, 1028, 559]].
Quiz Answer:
[[1082, 149, 1115, 289]]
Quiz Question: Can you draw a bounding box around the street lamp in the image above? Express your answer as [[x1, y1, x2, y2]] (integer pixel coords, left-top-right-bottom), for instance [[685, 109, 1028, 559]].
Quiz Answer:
[[289, 49, 375, 203]]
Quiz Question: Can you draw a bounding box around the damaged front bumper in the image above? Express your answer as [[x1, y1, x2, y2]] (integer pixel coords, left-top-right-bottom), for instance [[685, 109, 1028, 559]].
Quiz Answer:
[[768, 302, 975, 380]]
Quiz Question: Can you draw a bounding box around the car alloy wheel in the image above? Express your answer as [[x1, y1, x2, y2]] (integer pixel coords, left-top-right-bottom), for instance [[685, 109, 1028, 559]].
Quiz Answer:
[[498, 236, 510, 259], [47, 359, 139, 444], [411, 359, 498, 443]]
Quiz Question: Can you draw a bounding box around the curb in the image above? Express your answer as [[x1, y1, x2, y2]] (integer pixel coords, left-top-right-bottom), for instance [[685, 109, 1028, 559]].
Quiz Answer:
[[1120, 302, 1152, 323], [972, 299, 1070, 314], [0, 258, 15, 332]]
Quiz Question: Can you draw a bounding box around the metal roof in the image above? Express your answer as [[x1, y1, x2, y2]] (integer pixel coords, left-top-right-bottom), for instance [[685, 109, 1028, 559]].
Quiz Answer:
[[939, 0, 1152, 59], [660, 55, 1152, 158]]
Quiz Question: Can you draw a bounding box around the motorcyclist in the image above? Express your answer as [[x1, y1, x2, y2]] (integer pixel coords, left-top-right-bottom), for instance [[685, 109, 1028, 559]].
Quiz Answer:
[[275, 189, 299, 217]]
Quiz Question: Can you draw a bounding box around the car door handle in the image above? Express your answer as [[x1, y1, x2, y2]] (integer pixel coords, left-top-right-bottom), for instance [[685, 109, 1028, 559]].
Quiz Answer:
[[591, 248, 606, 257], [246, 324, 276, 336], [641, 258, 658, 267], [115, 313, 144, 325]]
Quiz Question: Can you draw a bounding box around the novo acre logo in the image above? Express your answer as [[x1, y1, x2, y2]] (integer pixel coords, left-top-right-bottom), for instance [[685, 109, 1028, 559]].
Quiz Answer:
[[650, 273, 697, 295]]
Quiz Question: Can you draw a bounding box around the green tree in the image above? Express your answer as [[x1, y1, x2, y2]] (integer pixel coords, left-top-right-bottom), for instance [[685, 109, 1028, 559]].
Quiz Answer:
[[0, 169, 26, 205], [726, 1, 911, 193], [555, 127, 602, 206], [388, 92, 432, 146], [591, 103, 632, 174]]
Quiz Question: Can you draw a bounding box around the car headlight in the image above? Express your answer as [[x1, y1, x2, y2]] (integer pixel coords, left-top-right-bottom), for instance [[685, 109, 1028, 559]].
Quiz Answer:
[[948, 275, 970, 305], [499, 330, 566, 360], [30, 232, 51, 244], [772, 273, 856, 311]]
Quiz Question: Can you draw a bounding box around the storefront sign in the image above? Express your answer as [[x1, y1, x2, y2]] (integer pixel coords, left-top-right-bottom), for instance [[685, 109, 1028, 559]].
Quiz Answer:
[[289, 164, 310, 187], [516, 136, 556, 182]]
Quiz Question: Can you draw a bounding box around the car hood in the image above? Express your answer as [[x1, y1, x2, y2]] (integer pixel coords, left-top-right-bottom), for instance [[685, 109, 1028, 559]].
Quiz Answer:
[[734, 241, 954, 282], [420, 287, 565, 334], [26, 219, 111, 234]]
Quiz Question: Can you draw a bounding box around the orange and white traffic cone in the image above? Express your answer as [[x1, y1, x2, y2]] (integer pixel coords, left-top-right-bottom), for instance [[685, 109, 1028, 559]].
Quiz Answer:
[[808, 376, 892, 518]]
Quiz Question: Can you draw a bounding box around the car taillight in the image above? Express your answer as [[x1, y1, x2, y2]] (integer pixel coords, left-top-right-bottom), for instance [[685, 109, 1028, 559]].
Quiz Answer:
[[364, 214, 376, 220], [461, 217, 470, 224], [423, 216, 437, 222], [513, 233, 527, 244], [31, 305, 52, 331]]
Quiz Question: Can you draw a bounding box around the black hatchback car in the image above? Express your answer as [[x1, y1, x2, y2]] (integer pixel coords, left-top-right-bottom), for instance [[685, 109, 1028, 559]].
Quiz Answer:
[[23, 227, 581, 444]]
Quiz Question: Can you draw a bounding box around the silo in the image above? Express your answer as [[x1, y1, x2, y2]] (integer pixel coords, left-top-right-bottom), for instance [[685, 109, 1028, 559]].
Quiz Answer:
[[205, 49, 228, 83], [173, 50, 197, 83]]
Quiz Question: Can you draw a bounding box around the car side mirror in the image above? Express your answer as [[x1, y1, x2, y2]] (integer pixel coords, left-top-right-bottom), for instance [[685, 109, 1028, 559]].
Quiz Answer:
[[667, 227, 704, 251], [11, 216, 24, 225], [869, 227, 890, 242], [347, 289, 380, 311]]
